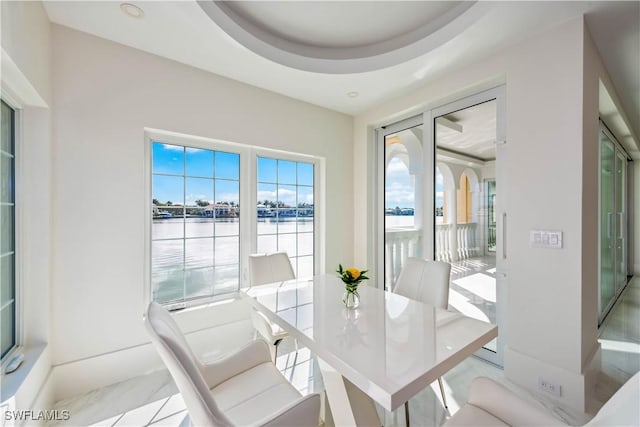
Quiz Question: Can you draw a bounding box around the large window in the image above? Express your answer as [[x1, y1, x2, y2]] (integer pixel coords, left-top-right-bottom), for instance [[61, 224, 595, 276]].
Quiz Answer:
[[149, 137, 319, 307], [1, 100, 16, 359], [257, 156, 314, 278], [151, 142, 240, 305]]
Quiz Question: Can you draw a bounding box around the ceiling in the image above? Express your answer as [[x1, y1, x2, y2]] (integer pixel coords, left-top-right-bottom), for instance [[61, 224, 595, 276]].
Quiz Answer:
[[44, 1, 639, 135], [436, 100, 496, 162]]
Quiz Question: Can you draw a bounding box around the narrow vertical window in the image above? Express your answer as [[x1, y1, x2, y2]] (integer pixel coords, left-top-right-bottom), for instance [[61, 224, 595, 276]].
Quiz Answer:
[[151, 142, 240, 305], [256, 157, 314, 278], [1, 100, 16, 358]]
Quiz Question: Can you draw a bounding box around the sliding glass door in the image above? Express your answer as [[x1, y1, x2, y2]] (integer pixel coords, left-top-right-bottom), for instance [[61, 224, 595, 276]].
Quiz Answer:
[[431, 88, 506, 366], [376, 86, 506, 366], [599, 124, 629, 323]]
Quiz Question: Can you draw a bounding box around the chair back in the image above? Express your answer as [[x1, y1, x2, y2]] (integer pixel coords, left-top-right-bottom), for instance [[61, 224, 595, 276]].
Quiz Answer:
[[145, 302, 232, 427], [394, 257, 451, 309], [585, 371, 640, 426], [249, 252, 296, 286]]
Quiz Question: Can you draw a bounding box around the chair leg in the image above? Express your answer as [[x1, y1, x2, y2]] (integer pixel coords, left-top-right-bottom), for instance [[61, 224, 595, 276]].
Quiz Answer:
[[438, 377, 448, 409], [292, 338, 299, 365], [404, 401, 410, 427], [273, 338, 283, 363]]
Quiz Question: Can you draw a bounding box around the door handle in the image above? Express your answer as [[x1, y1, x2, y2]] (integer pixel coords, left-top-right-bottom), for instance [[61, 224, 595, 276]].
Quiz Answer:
[[502, 212, 507, 260], [607, 212, 613, 239], [618, 212, 625, 239]]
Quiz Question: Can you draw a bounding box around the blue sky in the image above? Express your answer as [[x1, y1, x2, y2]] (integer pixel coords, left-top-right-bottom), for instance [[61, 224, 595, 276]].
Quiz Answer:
[[154, 142, 442, 210], [152, 143, 240, 205], [152, 143, 313, 206]]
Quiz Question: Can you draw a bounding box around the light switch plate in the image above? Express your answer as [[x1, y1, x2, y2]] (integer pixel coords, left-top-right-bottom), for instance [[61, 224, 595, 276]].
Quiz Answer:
[[530, 230, 562, 249]]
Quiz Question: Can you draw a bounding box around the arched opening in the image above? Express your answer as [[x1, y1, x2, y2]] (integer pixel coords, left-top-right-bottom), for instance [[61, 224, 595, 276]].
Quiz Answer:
[[385, 155, 415, 228], [383, 124, 424, 289]]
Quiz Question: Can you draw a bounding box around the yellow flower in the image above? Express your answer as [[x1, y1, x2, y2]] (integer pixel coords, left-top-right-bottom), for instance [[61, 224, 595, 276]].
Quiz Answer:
[[346, 268, 360, 280]]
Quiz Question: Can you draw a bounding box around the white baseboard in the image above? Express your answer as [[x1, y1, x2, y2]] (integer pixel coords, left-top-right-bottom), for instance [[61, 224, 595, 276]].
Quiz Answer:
[[504, 344, 601, 412]]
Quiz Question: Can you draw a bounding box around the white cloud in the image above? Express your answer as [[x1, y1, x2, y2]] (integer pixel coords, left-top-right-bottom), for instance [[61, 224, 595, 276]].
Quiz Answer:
[[159, 144, 203, 153], [385, 180, 415, 207], [256, 188, 306, 205], [277, 188, 297, 205], [386, 158, 409, 174], [257, 189, 277, 201], [216, 192, 239, 203], [161, 144, 183, 151], [385, 158, 414, 207], [185, 193, 208, 204]]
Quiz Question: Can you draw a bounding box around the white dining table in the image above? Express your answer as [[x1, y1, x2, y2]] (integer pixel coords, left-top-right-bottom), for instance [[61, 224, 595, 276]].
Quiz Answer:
[[242, 275, 497, 426]]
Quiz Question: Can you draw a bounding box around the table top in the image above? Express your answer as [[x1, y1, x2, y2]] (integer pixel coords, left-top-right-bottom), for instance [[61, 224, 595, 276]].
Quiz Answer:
[[242, 275, 497, 411]]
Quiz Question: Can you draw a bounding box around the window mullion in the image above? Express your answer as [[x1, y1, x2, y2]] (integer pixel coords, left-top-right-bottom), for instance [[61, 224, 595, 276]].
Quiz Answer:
[[149, 136, 319, 306]]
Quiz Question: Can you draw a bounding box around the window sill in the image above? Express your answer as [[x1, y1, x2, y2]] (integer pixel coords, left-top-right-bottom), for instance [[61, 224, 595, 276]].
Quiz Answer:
[[0, 343, 48, 406], [164, 291, 242, 313]]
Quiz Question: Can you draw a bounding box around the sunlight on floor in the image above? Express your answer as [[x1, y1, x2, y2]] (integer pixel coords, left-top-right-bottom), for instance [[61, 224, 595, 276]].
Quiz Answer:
[[452, 273, 496, 303], [87, 393, 188, 427], [599, 339, 640, 354], [448, 288, 491, 323]]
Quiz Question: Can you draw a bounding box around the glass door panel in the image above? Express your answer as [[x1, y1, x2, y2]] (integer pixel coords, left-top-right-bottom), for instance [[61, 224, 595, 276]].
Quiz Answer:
[[615, 151, 627, 293], [487, 180, 496, 253], [600, 136, 615, 315], [433, 93, 504, 365], [384, 123, 424, 290], [599, 125, 629, 324]]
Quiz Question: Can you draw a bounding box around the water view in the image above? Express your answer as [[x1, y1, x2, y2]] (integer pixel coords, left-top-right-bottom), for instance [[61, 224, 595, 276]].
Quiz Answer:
[[153, 216, 314, 303], [151, 142, 315, 304]]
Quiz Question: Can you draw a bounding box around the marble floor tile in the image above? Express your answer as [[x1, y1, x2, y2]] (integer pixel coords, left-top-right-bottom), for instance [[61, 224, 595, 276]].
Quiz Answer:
[[49, 276, 639, 427], [149, 395, 185, 424], [596, 276, 640, 406]]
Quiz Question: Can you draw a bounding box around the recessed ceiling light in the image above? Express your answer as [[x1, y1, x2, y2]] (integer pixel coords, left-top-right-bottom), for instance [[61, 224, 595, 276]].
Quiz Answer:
[[347, 91, 359, 98], [120, 3, 144, 19]]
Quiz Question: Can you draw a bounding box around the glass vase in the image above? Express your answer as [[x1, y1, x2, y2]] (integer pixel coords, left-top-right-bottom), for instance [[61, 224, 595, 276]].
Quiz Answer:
[[342, 289, 360, 309]]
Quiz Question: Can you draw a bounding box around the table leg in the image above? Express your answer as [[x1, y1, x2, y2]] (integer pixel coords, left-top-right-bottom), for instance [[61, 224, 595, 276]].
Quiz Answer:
[[317, 358, 381, 427]]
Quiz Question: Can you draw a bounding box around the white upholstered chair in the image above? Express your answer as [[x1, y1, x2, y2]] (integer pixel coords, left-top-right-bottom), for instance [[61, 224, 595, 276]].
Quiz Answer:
[[444, 372, 640, 427], [248, 252, 296, 360], [145, 302, 321, 427], [394, 257, 452, 423]]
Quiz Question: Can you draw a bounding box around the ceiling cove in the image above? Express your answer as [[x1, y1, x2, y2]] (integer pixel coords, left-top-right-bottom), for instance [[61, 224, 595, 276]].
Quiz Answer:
[[197, 1, 488, 73]]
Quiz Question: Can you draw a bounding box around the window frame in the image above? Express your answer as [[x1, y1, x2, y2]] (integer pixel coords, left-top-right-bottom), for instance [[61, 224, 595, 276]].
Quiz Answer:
[[254, 150, 318, 278], [144, 130, 323, 310], [1, 98, 22, 362]]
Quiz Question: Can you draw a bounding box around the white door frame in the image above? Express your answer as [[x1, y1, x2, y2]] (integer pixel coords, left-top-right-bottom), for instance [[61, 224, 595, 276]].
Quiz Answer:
[[374, 85, 507, 366], [374, 115, 423, 289]]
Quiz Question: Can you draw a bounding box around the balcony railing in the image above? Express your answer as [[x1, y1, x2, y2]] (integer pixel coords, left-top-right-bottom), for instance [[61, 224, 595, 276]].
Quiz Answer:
[[435, 222, 480, 262], [385, 228, 422, 287], [385, 222, 480, 286]]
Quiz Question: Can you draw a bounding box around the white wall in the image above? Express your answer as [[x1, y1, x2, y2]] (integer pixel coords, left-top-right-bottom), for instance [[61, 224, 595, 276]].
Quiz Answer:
[[50, 24, 353, 398], [353, 17, 637, 411], [1, 0, 53, 417], [1, 1, 51, 102]]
